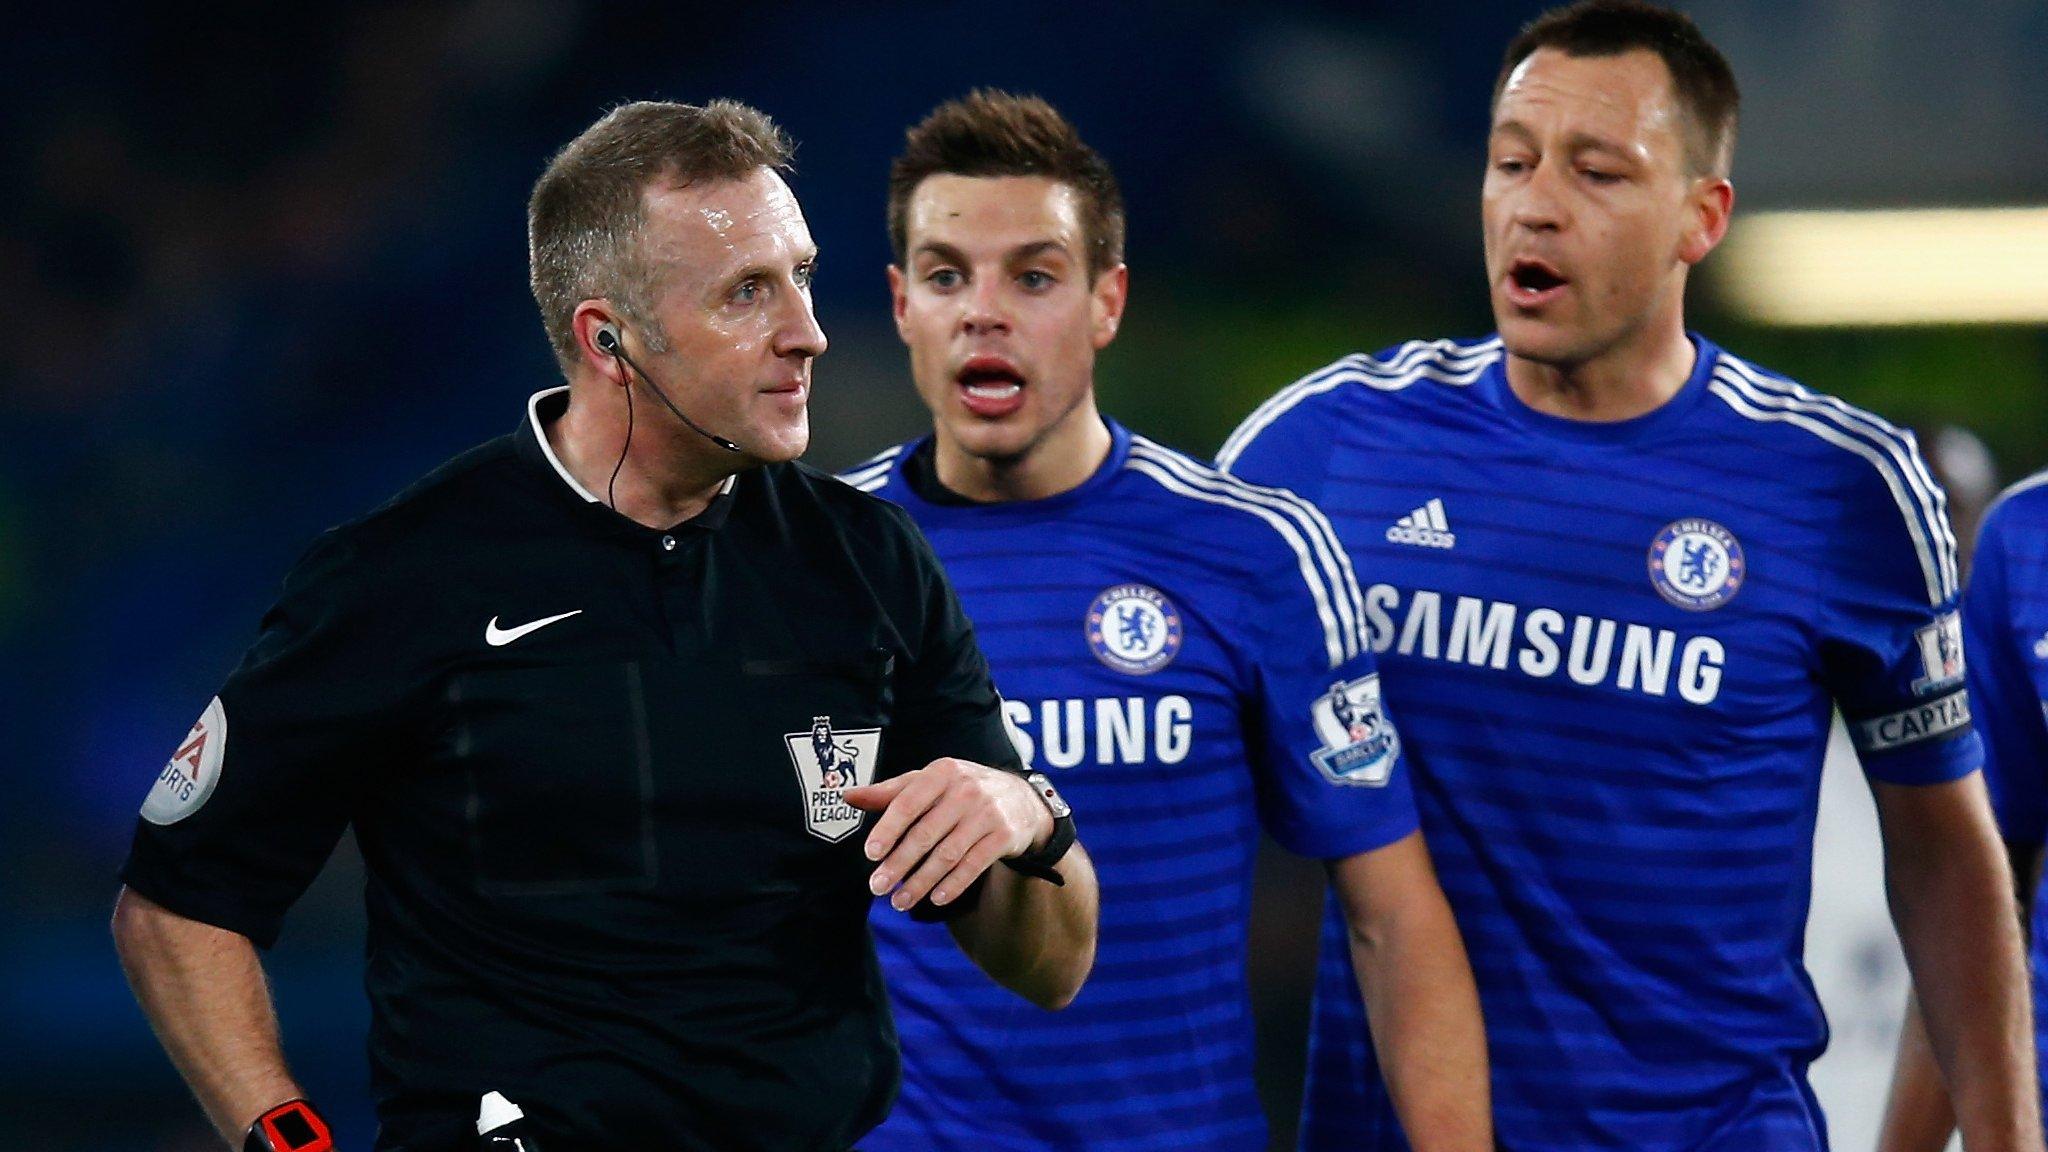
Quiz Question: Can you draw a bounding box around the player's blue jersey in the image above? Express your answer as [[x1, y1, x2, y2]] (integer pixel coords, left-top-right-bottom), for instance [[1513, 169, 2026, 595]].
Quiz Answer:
[[843, 419, 1419, 1152], [1961, 471, 2048, 1111], [1220, 334, 1980, 1151]]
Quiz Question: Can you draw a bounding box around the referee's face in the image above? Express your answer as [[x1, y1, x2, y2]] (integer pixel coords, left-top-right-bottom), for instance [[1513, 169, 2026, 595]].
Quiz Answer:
[[890, 174, 1125, 469], [638, 168, 827, 464], [1483, 48, 1727, 371]]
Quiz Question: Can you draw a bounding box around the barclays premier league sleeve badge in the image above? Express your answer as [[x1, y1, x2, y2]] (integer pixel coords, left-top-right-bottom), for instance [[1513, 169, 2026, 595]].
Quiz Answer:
[[1910, 611, 1966, 696], [142, 696, 227, 825], [1310, 675, 1399, 787]]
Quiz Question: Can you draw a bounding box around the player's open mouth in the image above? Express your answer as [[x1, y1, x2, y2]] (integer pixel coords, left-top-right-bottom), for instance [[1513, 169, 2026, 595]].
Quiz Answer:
[[957, 357, 1027, 418], [1505, 258, 1569, 307]]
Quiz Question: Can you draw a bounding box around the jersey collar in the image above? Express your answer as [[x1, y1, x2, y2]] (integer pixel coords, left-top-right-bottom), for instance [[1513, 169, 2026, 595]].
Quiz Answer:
[[516, 386, 739, 533], [1483, 332, 1720, 445], [528, 386, 604, 502], [891, 417, 1133, 523]]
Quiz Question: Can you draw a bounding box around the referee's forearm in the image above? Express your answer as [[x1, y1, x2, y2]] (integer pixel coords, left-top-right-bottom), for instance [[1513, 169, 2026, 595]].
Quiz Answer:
[[112, 887, 304, 1143], [947, 844, 1099, 1010]]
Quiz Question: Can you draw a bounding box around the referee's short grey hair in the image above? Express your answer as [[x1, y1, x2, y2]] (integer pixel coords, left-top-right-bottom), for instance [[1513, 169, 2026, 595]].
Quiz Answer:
[[528, 100, 793, 374]]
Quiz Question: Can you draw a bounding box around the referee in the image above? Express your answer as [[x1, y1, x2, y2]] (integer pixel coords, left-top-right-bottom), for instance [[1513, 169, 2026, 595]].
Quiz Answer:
[[111, 100, 1098, 1152]]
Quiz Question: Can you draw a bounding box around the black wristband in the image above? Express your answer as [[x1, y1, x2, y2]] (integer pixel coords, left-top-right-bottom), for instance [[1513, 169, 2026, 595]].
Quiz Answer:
[[999, 766, 1081, 881], [1001, 812, 1075, 885], [244, 1099, 333, 1152], [1001, 771, 1077, 885]]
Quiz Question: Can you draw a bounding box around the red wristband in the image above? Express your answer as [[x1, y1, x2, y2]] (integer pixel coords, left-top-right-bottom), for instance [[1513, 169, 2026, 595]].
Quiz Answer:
[[244, 1098, 333, 1152]]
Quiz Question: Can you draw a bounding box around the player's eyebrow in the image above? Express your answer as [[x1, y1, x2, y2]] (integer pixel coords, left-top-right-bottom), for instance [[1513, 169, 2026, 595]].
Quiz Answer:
[[1561, 130, 1636, 161], [911, 240, 971, 266], [1490, 119, 1636, 161], [913, 239, 1072, 266], [1005, 240, 1072, 264], [1488, 119, 1539, 148]]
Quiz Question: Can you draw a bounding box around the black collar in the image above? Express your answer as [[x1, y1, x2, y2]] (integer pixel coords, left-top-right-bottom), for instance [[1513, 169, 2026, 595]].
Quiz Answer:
[[514, 386, 739, 535]]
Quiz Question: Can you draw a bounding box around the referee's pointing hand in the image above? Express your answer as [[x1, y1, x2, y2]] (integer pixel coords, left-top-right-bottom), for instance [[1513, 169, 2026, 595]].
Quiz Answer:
[[846, 760, 1055, 910]]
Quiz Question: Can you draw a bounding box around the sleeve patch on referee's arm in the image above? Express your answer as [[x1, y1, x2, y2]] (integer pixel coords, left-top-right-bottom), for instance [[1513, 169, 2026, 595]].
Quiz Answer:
[[1849, 689, 1970, 755], [1310, 675, 1399, 786], [141, 696, 227, 825]]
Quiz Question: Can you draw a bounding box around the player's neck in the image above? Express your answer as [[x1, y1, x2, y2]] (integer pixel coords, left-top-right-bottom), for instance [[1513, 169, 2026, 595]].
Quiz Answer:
[[1505, 324, 1697, 424], [551, 387, 734, 528], [934, 407, 1113, 504]]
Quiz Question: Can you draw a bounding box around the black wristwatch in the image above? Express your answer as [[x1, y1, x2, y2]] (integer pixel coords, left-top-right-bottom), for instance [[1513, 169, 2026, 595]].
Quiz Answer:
[[1002, 771, 1076, 885], [244, 1099, 333, 1152]]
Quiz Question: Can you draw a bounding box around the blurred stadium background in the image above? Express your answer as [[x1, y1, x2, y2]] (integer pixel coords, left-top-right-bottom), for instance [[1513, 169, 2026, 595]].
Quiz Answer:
[[6, 2, 2045, 1147]]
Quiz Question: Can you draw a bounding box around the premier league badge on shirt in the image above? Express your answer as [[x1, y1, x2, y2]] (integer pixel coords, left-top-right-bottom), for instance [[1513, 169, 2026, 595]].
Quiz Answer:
[[785, 715, 881, 842], [1649, 518, 1745, 611], [1086, 583, 1183, 675], [1310, 675, 1399, 787], [1910, 611, 1966, 696]]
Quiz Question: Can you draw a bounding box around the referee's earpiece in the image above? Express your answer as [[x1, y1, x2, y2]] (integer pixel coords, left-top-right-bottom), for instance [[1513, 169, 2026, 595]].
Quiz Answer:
[[590, 318, 743, 458]]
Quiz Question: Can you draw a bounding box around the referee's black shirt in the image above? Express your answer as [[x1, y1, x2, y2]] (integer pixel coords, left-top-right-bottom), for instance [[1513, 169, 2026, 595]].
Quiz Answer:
[[121, 387, 1022, 1151]]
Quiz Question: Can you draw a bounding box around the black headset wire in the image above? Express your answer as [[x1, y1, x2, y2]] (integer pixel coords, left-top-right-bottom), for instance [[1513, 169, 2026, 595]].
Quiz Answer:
[[607, 340, 742, 454], [600, 325, 743, 510], [606, 349, 634, 512]]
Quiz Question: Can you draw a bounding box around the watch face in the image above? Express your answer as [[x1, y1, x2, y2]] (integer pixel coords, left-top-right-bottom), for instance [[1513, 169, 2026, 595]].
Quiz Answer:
[[1025, 772, 1072, 818]]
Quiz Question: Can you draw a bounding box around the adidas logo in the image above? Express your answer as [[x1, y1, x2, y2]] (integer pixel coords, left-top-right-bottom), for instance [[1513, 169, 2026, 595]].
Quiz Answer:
[[1386, 498, 1456, 549]]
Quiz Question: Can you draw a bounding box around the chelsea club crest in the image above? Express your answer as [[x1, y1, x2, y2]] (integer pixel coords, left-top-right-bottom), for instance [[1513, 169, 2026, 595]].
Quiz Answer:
[[1648, 518, 1745, 611], [1086, 583, 1183, 675]]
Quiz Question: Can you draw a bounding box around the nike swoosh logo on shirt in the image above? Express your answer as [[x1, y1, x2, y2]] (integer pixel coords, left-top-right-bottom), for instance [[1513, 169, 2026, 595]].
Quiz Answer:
[[485, 610, 583, 647]]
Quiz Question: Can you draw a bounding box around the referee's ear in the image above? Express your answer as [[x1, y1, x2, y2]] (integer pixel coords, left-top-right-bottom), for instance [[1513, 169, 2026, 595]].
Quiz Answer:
[[570, 301, 629, 385], [1089, 263, 1129, 350]]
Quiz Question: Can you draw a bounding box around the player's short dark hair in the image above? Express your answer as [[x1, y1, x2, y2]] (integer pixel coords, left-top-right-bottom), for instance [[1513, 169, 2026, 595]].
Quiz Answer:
[[888, 90, 1125, 277], [528, 100, 793, 373], [1494, 0, 1740, 177]]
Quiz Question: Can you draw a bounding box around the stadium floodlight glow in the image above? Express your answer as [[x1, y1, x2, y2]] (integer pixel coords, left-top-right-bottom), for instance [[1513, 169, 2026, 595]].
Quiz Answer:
[[1712, 206, 2048, 326]]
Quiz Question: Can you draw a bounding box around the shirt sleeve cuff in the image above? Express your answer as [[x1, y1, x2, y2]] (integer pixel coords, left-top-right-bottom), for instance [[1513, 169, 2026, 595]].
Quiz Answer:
[[119, 846, 288, 949], [1267, 807, 1420, 862]]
